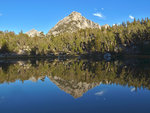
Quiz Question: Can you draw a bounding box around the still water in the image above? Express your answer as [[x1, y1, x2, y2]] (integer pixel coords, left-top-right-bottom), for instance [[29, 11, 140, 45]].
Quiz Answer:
[[0, 59, 150, 113]]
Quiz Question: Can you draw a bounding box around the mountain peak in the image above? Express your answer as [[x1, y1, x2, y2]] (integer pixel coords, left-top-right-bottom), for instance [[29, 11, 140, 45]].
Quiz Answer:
[[47, 12, 101, 36], [30, 29, 37, 32], [70, 11, 81, 16], [26, 29, 42, 37]]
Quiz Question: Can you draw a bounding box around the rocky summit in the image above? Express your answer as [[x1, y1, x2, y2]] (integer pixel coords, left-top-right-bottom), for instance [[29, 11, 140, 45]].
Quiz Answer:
[[26, 29, 42, 37], [47, 11, 101, 36]]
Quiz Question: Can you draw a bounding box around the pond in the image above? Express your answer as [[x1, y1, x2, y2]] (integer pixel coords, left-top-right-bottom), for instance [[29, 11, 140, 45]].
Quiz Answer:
[[0, 59, 150, 113]]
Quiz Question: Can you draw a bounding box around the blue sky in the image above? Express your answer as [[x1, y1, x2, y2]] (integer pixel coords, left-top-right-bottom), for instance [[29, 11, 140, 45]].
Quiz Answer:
[[0, 0, 150, 34]]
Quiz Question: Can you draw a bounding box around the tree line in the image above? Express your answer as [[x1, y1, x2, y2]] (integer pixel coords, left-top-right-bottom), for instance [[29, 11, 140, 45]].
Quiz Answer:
[[0, 18, 150, 55]]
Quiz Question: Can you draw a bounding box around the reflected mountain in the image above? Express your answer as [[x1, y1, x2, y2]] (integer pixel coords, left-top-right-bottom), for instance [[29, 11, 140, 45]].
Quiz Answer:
[[0, 59, 150, 98], [49, 76, 101, 98]]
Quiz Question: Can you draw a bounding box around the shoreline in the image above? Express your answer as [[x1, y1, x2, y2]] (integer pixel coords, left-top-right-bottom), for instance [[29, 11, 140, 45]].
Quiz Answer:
[[0, 54, 79, 60], [1, 54, 150, 60]]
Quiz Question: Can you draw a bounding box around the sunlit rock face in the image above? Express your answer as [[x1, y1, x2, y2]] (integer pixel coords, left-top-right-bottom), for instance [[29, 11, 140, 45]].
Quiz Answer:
[[26, 29, 42, 37], [102, 24, 110, 29], [47, 11, 101, 36], [49, 76, 101, 98]]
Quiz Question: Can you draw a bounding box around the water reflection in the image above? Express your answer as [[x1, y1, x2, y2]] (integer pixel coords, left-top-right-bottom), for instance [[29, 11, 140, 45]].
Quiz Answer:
[[95, 91, 105, 96], [0, 59, 150, 98]]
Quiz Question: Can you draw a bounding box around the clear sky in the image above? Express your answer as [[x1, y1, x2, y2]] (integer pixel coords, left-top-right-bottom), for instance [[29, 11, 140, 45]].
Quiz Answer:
[[0, 0, 150, 34]]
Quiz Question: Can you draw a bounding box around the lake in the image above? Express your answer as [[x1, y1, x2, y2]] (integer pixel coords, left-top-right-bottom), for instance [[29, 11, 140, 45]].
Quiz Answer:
[[0, 58, 150, 113]]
